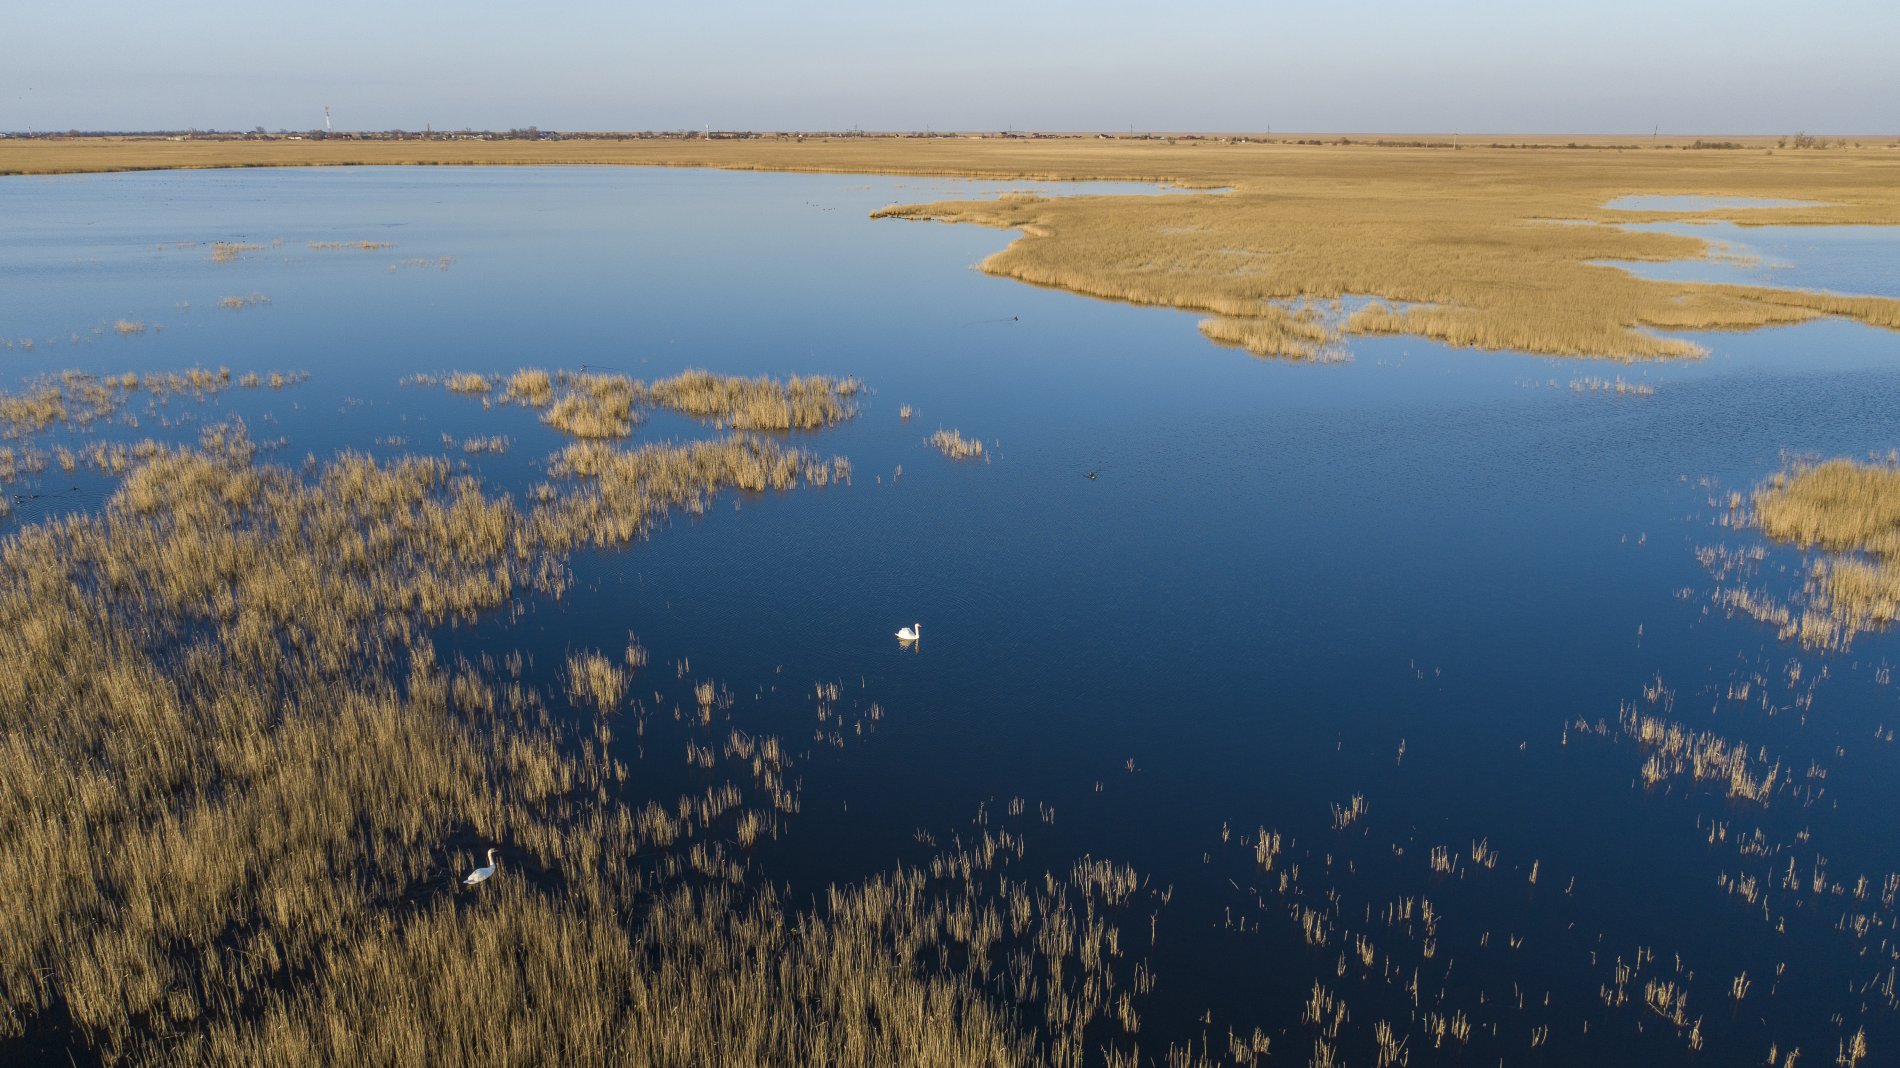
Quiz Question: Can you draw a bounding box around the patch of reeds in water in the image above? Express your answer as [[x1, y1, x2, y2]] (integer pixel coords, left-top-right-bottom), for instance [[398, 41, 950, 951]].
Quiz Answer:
[[440, 367, 860, 439], [1569, 375, 1656, 396], [439, 372, 490, 395], [645, 369, 860, 430], [1737, 458, 1900, 646], [542, 372, 640, 439], [930, 428, 986, 460], [1199, 304, 1345, 362], [533, 435, 842, 549], [307, 240, 396, 251], [210, 242, 264, 263], [0, 393, 1215, 1066], [0, 368, 299, 440]]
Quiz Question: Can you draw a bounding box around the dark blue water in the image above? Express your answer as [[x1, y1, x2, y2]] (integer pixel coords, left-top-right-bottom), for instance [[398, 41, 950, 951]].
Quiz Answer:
[[6, 166, 1900, 1065]]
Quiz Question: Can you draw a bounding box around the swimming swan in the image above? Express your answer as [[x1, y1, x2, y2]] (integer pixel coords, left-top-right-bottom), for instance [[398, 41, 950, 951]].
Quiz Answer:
[[896, 623, 921, 642]]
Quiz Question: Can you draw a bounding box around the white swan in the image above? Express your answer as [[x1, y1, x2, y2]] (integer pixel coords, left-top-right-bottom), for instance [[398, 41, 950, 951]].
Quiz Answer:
[[464, 848, 499, 886], [896, 623, 921, 642]]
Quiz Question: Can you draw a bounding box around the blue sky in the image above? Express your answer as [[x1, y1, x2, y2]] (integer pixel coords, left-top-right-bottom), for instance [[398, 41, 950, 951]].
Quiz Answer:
[[5, 1, 1894, 133]]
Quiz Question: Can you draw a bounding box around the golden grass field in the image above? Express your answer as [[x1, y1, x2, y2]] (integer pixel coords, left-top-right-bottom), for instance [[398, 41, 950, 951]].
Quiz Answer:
[[5, 135, 1900, 360]]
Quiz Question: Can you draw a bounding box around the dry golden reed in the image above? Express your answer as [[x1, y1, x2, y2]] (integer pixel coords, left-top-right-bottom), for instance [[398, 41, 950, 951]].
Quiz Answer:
[[541, 371, 640, 438], [1746, 459, 1900, 645], [930, 428, 986, 460], [565, 649, 628, 713], [645, 368, 859, 430], [443, 371, 492, 394], [1198, 305, 1341, 362], [0, 388, 1201, 1065], [443, 367, 859, 439], [0, 368, 298, 440], [209, 241, 263, 263]]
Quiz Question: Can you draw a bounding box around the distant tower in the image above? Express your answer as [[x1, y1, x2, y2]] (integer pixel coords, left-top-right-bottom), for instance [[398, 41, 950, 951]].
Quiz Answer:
[[324, 106, 333, 133]]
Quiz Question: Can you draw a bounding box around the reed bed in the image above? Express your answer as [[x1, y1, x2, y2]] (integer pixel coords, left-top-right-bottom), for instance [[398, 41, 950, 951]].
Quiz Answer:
[[0, 368, 295, 440], [501, 369, 554, 407], [864, 151, 1900, 362], [1742, 459, 1900, 645], [542, 372, 640, 439], [1569, 375, 1656, 396], [443, 371, 492, 395], [644, 369, 859, 430], [565, 649, 627, 713], [209, 242, 263, 263], [1616, 704, 1784, 803], [453, 434, 509, 455], [930, 428, 986, 460], [441, 367, 859, 439], [533, 435, 843, 550], [307, 240, 395, 251], [1198, 307, 1339, 361], [0, 376, 1214, 1064], [1754, 460, 1900, 556]]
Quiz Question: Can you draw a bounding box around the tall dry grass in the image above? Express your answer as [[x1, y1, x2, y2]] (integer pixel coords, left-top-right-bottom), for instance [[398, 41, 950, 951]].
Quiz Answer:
[[1747, 460, 1900, 645], [0, 375, 1207, 1064], [0, 368, 294, 440], [1199, 306, 1339, 361], [444, 367, 859, 439], [533, 435, 840, 549], [443, 371, 492, 394], [645, 369, 859, 430], [930, 429, 986, 460]]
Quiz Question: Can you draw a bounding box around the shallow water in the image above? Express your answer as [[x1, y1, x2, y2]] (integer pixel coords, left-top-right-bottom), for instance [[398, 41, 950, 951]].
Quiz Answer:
[[1604, 194, 1828, 211], [5, 167, 1900, 1065], [1598, 219, 1900, 297]]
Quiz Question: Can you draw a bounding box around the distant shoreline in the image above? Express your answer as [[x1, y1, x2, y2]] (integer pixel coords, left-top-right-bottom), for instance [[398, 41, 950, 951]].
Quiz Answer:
[[6, 135, 1898, 363], [3, 132, 1896, 179]]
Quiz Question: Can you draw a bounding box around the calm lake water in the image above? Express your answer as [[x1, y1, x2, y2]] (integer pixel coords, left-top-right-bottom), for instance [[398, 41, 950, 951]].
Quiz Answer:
[[6, 167, 1900, 1065], [1603, 218, 1900, 298]]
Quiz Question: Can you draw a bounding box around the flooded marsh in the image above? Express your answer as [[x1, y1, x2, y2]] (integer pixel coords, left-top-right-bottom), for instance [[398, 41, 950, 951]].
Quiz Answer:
[[3, 164, 1900, 1066]]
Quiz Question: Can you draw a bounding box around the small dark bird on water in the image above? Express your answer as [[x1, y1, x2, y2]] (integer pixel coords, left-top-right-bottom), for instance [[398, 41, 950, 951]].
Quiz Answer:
[[14, 485, 80, 503], [1087, 471, 1098, 480]]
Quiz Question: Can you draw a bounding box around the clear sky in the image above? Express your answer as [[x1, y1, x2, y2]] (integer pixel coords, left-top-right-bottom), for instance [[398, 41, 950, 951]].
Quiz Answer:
[[5, 0, 1894, 134]]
